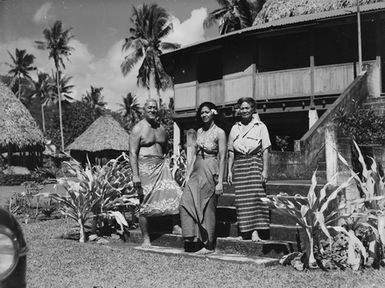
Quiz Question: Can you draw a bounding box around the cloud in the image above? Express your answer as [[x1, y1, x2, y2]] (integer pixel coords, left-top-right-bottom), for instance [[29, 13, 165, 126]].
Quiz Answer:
[[33, 2, 55, 24], [163, 8, 208, 47]]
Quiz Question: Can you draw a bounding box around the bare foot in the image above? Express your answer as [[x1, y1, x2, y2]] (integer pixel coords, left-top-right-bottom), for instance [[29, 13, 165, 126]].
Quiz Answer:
[[194, 247, 214, 255], [251, 231, 263, 242], [141, 237, 152, 248], [172, 225, 182, 235]]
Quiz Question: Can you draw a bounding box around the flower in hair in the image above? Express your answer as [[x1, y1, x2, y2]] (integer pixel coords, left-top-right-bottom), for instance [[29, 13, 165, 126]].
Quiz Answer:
[[210, 109, 218, 115]]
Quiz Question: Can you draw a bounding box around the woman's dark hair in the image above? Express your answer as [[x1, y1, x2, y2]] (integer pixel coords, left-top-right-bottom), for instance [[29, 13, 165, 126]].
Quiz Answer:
[[237, 97, 257, 112], [196, 101, 220, 128]]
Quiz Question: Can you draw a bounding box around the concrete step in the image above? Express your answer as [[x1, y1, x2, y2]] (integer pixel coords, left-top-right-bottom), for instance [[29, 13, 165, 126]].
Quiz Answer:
[[216, 237, 297, 258], [134, 246, 279, 266], [363, 96, 385, 106], [216, 220, 303, 242], [125, 229, 295, 259]]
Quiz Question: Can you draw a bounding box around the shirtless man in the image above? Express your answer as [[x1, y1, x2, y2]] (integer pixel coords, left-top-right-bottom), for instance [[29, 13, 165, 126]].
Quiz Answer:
[[130, 99, 182, 247]]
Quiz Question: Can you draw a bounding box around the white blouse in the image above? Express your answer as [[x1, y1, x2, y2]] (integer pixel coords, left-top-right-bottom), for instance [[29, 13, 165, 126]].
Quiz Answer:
[[228, 118, 271, 155]]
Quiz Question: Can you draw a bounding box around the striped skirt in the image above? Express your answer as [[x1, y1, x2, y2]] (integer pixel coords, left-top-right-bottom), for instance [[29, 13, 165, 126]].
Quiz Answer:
[[233, 154, 269, 233]]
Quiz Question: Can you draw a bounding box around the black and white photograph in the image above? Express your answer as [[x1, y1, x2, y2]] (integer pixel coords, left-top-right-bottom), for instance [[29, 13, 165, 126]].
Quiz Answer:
[[1, 0, 385, 287]]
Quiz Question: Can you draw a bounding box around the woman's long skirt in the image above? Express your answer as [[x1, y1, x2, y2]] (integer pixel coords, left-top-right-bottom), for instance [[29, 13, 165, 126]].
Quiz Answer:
[[232, 154, 269, 233], [179, 155, 218, 248]]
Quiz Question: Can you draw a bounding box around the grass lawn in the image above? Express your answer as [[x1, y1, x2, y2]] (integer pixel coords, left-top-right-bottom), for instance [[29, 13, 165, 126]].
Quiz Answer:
[[22, 218, 385, 288]]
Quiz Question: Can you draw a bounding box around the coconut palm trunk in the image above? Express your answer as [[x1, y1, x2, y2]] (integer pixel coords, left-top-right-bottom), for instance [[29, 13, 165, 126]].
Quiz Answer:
[[18, 75, 21, 99], [56, 70, 65, 151], [41, 104, 46, 133]]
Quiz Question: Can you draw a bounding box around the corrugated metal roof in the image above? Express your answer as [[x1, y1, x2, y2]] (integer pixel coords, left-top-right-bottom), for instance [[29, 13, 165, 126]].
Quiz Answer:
[[163, 2, 385, 55]]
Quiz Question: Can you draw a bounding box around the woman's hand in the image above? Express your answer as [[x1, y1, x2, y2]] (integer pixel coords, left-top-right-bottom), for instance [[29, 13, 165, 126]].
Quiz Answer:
[[227, 171, 233, 186], [215, 182, 223, 195], [261, 169, 268, 183]]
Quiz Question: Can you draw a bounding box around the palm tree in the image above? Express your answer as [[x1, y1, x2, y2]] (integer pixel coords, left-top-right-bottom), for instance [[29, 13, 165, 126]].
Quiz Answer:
[[36, 20, 74, 151], [6, 48, 36, 99], [30, 72, 52, 133], [118, 92, 141, 128], [121, 4, 180, 104], [203, 0, 256, 34], [50, 71, 74, 104], [82, 86, 106, 112]]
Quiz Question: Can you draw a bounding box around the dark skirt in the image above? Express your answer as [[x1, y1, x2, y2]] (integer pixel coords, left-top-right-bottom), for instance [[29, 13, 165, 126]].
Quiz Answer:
[[179, 155, 218, 248], [232, 154, 269, 233]]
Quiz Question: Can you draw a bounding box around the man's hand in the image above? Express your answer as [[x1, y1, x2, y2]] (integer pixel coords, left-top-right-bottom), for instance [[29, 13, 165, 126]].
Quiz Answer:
[[215, 182, 223, 195], [133, 175, 143, 203], [133, 175, 141, 186]]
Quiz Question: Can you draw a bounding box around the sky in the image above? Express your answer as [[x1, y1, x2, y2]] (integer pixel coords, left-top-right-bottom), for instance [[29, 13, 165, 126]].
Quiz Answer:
[[0, 0, 219, 110]]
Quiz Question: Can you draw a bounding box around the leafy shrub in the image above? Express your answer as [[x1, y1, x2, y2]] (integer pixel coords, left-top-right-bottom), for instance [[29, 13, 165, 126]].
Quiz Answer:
[[170, 151, 187, 187], [335, 108, 385, 145], [50, 153, 138, 243], [271, 141, 385, 271]]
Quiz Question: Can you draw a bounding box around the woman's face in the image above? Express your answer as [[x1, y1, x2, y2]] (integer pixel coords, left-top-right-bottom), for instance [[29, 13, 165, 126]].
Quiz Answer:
[[200, 106, 214, 124], [239, 101, 253, 120]]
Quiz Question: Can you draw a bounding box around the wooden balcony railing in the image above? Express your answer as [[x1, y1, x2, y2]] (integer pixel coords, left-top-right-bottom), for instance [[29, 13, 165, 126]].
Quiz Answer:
[[173, 60, 378, 111]]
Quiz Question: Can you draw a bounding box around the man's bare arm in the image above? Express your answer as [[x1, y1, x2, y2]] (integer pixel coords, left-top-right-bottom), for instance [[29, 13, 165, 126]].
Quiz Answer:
[[129, 123, 142, 185]]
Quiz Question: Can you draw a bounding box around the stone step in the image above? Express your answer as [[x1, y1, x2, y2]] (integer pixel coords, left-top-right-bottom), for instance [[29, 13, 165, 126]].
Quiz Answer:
[[125, 229, 295, 259], [134, 246, 279, 266], [364, 96, 385, 105], [216, 220, 303, 243], [216, 237, 297, 258]]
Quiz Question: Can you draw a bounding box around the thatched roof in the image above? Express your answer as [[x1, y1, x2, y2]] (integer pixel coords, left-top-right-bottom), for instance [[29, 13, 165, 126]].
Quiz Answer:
[[0, 81, 44, 149], [67, 114, 130, 152], [254, 0, 381, 25]]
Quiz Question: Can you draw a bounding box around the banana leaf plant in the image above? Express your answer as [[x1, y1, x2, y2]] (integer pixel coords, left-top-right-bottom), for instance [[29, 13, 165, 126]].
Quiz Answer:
[[51, 153, 138, 242], [336, 141, 385, 267], [265, 169, 356, 268]]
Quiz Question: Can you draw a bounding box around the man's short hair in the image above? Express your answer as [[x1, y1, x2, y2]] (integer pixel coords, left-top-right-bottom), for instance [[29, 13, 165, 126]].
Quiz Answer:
[[144, 98, 158, 108]]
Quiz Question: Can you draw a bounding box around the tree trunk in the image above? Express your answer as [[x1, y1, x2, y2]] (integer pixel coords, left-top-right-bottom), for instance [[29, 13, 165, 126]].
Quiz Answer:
[[78, 218, 86, 243], [57, 70, 65, 152], [305, 228, 317, 268], [8, 144, 12, 166], [157, 89, 162, 107], [41, 104, 46, 133], [18, 75, 21, 99], [147, 87, 151, 99]]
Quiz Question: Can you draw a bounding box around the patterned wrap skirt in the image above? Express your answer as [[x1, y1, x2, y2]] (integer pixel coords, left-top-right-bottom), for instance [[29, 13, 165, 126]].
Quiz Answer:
[[138, 155, 183, 217], [232, 154, 269, 232], [179, 155, 218, 247]]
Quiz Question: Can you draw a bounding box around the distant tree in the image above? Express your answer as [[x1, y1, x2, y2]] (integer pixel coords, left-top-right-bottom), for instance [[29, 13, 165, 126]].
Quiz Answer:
[[50, 71, 74, 104], [36, 20, 74, 151], [204, 0, 256, 34], [5, 48, 36, 99], [46, 101, 101, 149], [157, 104, 174, 153], [82, 86, 106, 113], [29, 72, 52, 133], [121, 4, 180, 104], [118, 92, 142, 130]]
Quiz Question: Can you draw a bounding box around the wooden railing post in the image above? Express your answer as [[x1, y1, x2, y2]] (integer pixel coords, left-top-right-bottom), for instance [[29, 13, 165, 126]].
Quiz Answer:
[[186, 129, 197, 170], [325, 123, 338, 185], [173, 122, 181, 156]]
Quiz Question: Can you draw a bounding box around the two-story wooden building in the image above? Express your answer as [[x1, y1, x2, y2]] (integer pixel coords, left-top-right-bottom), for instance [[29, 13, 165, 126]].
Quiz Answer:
[[161, 2, 384, 161]]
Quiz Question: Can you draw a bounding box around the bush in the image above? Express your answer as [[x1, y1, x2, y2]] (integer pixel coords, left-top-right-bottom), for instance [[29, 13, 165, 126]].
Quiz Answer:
[[50, 153, 138, 243], [272, 141, 385, 271], [335, 108, 385, 145]]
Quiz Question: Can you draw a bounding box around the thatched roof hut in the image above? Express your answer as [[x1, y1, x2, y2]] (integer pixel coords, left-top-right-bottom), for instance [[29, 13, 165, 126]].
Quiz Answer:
[[254, 0, 380, 24], [67, 114, 130, 164], [0, 81, 44, 150]]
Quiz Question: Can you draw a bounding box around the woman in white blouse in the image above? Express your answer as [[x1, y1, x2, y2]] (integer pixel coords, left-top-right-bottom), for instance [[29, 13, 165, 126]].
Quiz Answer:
[[227, 97, 271, 242]]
